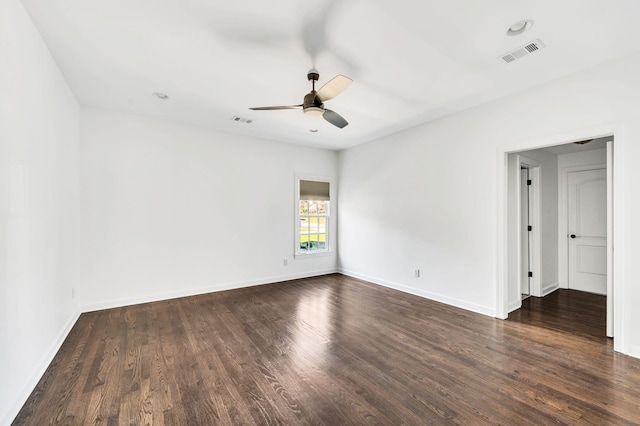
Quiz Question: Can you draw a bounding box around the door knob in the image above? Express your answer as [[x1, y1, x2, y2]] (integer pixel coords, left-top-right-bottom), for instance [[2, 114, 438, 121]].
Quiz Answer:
[[570, 234, 576, 238]]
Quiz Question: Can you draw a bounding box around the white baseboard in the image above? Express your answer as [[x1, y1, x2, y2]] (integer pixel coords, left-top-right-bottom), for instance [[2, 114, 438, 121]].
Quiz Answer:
[[627, 345, 640, 359], [507, 299, 522, 314], [2, 310, 81, 426], [81, 269, 338, 312], [339, 269, 496, 317], [541, 281, 560, 297]]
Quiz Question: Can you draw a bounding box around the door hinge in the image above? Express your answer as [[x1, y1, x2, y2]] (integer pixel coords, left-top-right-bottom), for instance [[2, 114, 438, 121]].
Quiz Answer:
[[528, 225, 532, 231], [527, 179, 532, 186], [528, 271, 533, 278]]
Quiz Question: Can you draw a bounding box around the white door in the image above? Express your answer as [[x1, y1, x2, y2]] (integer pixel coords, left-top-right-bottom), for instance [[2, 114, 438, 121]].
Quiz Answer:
[[520, 168, 530, 296], [568, 168, 607, 294]]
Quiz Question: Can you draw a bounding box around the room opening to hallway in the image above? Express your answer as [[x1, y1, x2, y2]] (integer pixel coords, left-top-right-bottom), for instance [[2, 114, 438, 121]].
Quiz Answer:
[[506, 136, 612, 339]]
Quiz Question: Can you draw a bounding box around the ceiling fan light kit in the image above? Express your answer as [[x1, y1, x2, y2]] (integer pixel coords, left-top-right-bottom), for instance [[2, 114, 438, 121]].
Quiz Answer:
[[304, 106, 324, 117], [250, 70, 352, 128]]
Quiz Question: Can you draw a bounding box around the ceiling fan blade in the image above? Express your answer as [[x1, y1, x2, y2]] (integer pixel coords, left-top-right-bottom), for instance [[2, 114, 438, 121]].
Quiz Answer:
[[316, 75, 352, 102], [323, 109, 348, 128], [249, 105, 303, 110]]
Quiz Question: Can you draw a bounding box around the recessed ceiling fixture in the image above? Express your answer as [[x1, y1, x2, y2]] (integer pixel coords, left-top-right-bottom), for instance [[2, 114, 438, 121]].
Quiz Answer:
[[309, 129, 318, 133], [153, 92, 169, 100], [506, 19, 534, 36]]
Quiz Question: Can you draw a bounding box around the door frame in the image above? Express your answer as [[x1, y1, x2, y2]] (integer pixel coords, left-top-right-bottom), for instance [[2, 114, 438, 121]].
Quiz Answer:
[[517, 155, 541, 298], [496, 123, 626, 354], [606, 140, 613, 337]]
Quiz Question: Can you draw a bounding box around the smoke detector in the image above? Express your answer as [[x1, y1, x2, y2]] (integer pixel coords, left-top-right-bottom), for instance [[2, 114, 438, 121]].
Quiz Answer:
[[500, 39, 545, 64], [232, 116, 253, 124]]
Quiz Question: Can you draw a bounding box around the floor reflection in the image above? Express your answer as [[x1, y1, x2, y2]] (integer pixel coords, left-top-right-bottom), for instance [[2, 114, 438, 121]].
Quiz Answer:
[[292, 286, 335, 367]]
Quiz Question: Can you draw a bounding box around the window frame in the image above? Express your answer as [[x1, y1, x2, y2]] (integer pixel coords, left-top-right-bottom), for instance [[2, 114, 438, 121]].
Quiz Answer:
[[295, 175, 332, 258]]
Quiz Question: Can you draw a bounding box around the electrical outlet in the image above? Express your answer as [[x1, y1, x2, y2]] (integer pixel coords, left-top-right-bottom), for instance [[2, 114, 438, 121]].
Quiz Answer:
[[414, 269, 420, 278], [283, 259, 288, 267]]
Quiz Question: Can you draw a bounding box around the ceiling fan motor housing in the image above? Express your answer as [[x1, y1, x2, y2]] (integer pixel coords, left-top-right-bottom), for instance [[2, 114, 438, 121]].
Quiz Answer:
[[303, 91, 324, 116]]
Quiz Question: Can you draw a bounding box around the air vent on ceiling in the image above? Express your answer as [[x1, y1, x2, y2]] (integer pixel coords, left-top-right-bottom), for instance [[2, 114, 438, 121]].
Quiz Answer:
[[500, 39, 545, 64], [232, 116, 253, 124]]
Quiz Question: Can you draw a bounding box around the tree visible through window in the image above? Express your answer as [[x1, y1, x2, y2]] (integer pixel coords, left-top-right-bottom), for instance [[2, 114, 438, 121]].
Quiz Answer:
[[299, 200, 329, 252], [297, 179, 330, 254]]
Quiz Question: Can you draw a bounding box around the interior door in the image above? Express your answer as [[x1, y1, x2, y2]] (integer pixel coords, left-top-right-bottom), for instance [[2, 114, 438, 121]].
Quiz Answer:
[[520, 168, 530, 296], [568, 168, 607, 294]]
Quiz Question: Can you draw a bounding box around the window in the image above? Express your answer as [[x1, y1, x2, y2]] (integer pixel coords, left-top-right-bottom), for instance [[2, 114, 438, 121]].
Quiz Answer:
[[297, 179, 330, 255]]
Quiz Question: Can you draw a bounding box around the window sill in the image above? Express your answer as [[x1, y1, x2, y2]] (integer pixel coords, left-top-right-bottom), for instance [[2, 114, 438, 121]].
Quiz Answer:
[[294, 250, 334, 260]]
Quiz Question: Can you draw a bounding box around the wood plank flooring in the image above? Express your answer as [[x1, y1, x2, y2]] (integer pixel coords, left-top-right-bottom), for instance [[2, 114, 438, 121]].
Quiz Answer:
[[13, 275, 640, 425], [509, 288, 607, 341]]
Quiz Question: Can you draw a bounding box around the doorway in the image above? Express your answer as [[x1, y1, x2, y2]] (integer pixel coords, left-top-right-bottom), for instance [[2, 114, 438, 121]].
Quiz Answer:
[[503, 136, 613, 338], [517, 155, 541, 301]]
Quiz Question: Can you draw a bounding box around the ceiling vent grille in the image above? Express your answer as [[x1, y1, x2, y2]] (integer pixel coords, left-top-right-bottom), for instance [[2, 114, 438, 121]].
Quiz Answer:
[[500, 39, 545, 64]]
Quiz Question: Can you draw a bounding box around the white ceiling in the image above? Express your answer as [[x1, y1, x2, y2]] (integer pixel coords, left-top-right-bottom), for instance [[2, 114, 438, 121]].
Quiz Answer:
[[21, 0, 640, 150]]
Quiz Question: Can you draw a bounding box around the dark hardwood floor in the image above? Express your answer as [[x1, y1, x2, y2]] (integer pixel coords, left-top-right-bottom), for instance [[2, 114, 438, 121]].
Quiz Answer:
[[13, 275, 640, 425], [509, 289, 607, 341]]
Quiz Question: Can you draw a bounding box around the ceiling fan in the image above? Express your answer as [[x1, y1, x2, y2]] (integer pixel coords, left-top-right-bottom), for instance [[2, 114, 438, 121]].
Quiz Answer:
[[250, 70, 352, 128]]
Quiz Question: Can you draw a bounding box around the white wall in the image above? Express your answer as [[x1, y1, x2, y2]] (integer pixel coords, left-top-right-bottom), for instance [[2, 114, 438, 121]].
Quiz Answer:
[[80, 108, 338, 310], [558, 148, 606, 169], [338, 51, 640, 357], [338, 130, 498, 316], [0, 0, 81, 423]]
